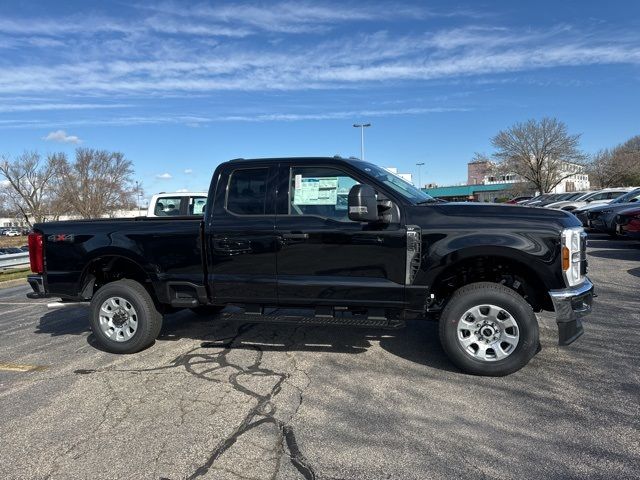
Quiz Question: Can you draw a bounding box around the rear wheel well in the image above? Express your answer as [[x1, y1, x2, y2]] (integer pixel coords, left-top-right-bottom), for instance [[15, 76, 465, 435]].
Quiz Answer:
[[429, 256, 552, 313], [82, 256, 154, 300]]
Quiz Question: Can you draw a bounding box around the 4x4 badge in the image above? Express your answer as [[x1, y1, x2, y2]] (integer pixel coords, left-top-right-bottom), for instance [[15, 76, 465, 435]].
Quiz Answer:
[[47, 234, 74, 243]]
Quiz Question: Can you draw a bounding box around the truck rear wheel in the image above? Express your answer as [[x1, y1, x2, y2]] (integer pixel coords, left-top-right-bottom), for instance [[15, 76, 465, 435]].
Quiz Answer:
[[439, 282, 539, 376], [89, 279, 163, 354]]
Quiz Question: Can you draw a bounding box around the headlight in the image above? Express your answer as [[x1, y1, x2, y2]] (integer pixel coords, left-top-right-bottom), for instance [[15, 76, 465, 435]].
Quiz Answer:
[[561, 227, 585, 287]]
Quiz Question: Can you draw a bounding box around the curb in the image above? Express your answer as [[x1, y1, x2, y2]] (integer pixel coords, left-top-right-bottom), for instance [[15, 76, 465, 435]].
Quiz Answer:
[[0, 278, 28, 289]]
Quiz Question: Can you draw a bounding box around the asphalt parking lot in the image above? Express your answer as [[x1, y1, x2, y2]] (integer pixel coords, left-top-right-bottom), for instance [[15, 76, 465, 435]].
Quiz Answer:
[[1, 233, 639, 480]]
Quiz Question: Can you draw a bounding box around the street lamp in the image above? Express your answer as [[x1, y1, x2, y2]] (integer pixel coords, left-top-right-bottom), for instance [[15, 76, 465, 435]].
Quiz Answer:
[[353, 123, 371, 161], [135, 181, 142, 215], [416, 162, 425, 189]]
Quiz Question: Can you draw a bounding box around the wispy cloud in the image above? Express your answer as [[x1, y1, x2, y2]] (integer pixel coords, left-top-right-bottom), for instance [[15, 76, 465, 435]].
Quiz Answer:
[[156, 172, 172, 179], [0, 2, 639, 128], [0, 107, 466, 128], [0, 103, 130, 113], [42, 129, 82, 144], [184, 168, 193, 174], [217, 107, 471, 122], [0, 25, 637, 97]]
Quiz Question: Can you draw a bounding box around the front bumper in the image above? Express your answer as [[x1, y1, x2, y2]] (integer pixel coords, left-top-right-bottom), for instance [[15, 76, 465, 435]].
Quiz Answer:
[[549, 278, 594, 346]]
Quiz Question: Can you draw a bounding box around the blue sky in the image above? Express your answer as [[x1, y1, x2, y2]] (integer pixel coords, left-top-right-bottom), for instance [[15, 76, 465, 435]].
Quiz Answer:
[[0, 1, 639, 199]]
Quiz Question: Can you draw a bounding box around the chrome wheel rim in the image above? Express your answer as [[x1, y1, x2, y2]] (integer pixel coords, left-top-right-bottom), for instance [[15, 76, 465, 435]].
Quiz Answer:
[[457, 304, 520, 362], [99, 296, 138, 342]]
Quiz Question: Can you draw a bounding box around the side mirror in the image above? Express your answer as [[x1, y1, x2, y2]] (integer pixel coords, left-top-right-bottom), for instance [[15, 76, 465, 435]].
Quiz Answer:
[[348, 184, 379, 222]]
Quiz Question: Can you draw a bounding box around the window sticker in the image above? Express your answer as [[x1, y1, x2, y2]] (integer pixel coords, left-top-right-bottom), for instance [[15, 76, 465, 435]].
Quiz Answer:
[[293, 177, 338, 205]]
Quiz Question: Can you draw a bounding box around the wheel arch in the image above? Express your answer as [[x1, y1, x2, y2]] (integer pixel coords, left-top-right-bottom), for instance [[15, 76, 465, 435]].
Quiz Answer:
[[424, 247, 556, 312], [78, 249, 162, 303]]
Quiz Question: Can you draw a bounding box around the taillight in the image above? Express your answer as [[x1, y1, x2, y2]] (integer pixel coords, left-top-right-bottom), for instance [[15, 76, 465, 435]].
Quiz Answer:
[[28, 232, 44, 274]]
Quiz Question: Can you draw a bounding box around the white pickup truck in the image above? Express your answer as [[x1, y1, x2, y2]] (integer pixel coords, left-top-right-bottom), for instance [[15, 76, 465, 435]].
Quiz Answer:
[[147, 192, 208, 217]]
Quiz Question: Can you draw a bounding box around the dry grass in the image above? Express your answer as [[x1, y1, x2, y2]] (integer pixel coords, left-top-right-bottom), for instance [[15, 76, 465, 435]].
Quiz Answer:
[[0, 268, 30, 282], [0, 236, 28, 248]]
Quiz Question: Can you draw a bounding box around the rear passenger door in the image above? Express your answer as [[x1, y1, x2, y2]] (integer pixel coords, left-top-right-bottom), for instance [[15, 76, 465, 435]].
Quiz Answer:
[[206, 164, 279, 304]]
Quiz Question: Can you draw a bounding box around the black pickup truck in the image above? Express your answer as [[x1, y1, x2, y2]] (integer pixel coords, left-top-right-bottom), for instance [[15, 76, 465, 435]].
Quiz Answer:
[[27, 157, 594, 376]]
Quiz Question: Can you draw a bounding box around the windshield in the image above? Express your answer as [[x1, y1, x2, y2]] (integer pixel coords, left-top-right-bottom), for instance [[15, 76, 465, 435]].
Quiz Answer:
[[355, 162, 435, 204], [612, 188, 640, 204]]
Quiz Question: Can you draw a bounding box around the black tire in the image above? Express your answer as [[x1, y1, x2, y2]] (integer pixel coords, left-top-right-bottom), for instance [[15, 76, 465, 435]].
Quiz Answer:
[[89, 279, 163, 354], [439, 282, 539, 376], [189, 305, 225, 316]]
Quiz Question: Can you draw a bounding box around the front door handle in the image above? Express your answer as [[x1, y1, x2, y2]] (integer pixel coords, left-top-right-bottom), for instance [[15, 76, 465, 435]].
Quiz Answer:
[[282, 233, 309, 240]]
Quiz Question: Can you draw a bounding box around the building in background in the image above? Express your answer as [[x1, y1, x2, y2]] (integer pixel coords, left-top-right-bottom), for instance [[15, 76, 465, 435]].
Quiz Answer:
[[482, 161, 589, 193], [467, 159, 493, 185], [426, 159, 590, 201], [422, 183, 525, 202]]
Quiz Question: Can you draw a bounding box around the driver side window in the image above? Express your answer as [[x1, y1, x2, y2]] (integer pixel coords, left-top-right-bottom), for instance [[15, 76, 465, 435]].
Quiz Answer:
[[289, 167, 359, 222]]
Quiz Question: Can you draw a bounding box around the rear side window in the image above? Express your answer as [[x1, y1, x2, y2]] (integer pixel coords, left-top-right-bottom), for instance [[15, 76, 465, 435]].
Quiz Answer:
[[226, 168, 268, 215], [155, 197, 182, 216], [189, 196, 207, 215]]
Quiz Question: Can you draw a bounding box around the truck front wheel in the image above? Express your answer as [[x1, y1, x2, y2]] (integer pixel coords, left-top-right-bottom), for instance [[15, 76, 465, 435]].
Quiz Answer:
[[439, 282, 539, 376], [89, 279, 163, 354]]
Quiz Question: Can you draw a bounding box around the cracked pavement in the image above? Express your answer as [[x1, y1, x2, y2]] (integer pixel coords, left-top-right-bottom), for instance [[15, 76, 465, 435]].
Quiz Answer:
[[1, 232, 639, 479]]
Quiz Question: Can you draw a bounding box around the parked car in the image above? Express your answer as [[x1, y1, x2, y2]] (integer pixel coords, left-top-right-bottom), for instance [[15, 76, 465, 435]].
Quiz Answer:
[[506, 196, 532, 204], [614, 207, 640, 240], [147, 192, 208, 217], [4, 229, 21, 237], [0, 247, 22, 254], [537, 192, 587, 207], [548, 188, 632, 211], [26, 156, 593, 376], [583, 188, 640, 236], [520, 193, 553, 206]]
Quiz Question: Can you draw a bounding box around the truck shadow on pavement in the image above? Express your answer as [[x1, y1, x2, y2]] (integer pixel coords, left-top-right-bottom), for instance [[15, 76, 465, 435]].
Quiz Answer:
[[34, 306, 458, 373], [161, 311, 459, 373]]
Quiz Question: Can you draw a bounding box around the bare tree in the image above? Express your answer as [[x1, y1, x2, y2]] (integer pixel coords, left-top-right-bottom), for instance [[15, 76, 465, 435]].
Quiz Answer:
[[612, 135, 640, 186], [56, 148, 136, 219], [491, 118, 587, 193], [587, 135, 640, 187], [0, 151, 64, 226], [586, 149, 620, 188]]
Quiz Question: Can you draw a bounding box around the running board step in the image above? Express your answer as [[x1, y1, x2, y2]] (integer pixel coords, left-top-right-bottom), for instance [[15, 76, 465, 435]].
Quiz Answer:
[[220, 312, 404, 329]]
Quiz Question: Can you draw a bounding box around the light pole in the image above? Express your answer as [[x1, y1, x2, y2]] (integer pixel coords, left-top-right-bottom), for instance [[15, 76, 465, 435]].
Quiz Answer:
[[135, 181, 142, 215], [353, 123, 371, 161], [416, 162, 425, 189]]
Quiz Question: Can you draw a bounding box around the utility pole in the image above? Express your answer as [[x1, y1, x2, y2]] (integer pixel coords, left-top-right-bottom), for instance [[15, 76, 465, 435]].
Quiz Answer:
[[135, 181, 142, 215], [416, 162, 425, 189], [353, 123, 371, 161]]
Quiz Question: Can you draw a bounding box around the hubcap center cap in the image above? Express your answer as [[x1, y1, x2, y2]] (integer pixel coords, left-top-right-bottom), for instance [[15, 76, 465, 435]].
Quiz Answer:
[[112, 309, 129, 327], [481, 326, 495, 338]]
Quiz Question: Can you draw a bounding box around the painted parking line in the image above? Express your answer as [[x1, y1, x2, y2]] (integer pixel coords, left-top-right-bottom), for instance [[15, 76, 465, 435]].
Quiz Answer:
[[0, 362, 48, 372], [0, 302, 45, 305]]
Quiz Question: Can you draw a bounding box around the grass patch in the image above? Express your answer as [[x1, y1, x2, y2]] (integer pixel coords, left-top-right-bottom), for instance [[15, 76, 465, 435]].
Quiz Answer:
[[0, 268, 30, 282], [0, 236, 27, 248]]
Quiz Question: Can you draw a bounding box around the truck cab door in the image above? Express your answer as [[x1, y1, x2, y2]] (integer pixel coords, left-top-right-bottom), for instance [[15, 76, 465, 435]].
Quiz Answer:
[[274, 163, 406, 308], [205, 164, 279, 304]]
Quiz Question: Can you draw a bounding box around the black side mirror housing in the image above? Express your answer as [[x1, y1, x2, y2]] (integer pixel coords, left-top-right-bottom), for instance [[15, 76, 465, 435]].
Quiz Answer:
[[348, 184, 379, 222]]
